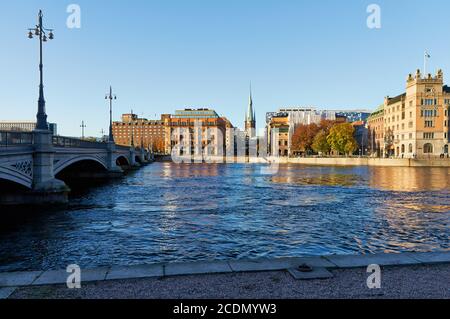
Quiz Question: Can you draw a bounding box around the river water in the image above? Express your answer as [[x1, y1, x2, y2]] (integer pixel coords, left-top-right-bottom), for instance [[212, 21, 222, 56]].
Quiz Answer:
[[0, 162, 449, 272]]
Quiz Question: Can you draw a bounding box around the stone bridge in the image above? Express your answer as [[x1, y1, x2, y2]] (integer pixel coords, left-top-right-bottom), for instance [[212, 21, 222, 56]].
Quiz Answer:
[[0, 130, 152, 205]]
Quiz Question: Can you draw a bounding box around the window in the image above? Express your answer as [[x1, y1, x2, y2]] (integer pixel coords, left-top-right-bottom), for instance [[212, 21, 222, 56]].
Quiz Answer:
[[424, 133, 434, 139], [423, 143, 433, 154], [423, 99, 436, 106], [425, 120, 434, 128]]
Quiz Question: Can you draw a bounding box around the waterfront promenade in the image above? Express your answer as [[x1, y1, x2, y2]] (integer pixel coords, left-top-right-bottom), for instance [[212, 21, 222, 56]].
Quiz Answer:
[[1, 252, 449, 299], [165, 155, 450, 167]]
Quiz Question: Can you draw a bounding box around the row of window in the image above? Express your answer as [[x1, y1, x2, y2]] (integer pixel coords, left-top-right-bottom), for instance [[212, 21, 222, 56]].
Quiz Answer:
[[422, 99, 437, 106], [421, 109, 438, 117]]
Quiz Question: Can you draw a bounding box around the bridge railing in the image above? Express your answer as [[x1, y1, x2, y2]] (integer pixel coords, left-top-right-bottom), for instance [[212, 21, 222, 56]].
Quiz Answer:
[[0, 131, 34, 147], [52, 136, 108, 149], [116, 144, 131, 151]]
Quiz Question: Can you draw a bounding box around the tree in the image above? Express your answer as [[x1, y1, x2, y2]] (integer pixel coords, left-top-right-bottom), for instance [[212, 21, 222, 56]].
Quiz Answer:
[[312, 130, 331, 154], [327, 123, 358, 155], [291, 123, 320, 154], [319, 119, 337, 133]]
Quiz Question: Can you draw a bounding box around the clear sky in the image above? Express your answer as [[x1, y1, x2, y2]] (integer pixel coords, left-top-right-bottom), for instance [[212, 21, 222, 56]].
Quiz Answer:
[[2, 0, 450, 137]]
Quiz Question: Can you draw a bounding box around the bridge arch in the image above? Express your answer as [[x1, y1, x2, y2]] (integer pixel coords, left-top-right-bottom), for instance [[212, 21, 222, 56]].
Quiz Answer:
[[135, 155, 143, 164], [116, 155, 130, 167], [54, 156, 108, 175], [0, 173, 32, 190]]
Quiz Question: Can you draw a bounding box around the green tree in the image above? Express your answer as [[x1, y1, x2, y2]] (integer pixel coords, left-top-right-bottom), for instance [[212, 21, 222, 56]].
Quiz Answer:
[[312, 130, 331, 154], [327, 123, 358, 155]]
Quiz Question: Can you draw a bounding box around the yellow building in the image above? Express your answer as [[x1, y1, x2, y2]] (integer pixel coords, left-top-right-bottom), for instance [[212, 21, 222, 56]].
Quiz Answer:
[[164, 108, 230, 157], [369, 69, 450, 158], [267, 114, 290, 156]]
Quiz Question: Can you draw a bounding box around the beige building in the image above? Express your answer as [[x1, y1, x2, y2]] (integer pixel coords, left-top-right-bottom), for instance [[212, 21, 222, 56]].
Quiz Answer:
[[369, 69, 450, 158], [267, 114, 290, 156], [164, 108, 230, 157]]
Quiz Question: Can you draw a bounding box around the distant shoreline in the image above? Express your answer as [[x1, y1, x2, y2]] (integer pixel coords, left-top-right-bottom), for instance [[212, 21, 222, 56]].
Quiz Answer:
[[156, 155, 450, 168]]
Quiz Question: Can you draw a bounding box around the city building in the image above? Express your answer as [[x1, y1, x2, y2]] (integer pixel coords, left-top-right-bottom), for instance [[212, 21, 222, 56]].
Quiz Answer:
[[112, 114, 168, 154], [368, 69, 450, 158], [334, 111, 372, 123], [267, 113, 289, 156], [266, 107, 336, 156], [165, 108, 230, 157], [367, 105, 385, 157], [352, 121, 369, 156], [265, 107, 372, 156], [0, 121, 58, 135]]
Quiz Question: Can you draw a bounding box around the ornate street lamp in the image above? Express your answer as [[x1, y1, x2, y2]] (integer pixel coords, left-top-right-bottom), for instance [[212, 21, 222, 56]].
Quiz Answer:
[[80, 120, 86, 140], [105, 86, 117, 142], [28, 10, 54, 131]]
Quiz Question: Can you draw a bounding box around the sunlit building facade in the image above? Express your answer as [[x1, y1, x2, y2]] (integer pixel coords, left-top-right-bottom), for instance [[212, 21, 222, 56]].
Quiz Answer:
[[368, 69, 450, 158], [112, 114, 168, 154], [164, 108, 230, 157]]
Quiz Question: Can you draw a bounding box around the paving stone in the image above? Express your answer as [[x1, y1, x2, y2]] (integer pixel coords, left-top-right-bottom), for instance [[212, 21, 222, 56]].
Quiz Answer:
[[324, 253, 419, 268], [0, 287, 17, 299], [406, 251, 450, 264], [229, 258, 304, 272], [0, 271, 42, 287], [288, 267, 334, 280], [106, 264, 163, 281], [33, 267, 109, 286], [165, 261, 232, 276]]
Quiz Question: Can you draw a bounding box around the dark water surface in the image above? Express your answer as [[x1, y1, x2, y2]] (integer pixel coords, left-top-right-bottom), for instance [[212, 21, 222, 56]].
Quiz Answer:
[[0, 163, 449, 272]]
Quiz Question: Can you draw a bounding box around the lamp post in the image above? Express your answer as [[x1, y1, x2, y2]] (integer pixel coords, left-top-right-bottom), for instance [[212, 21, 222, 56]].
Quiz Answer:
[[105, 86, 117, 143], [130, 109, 135, 147], [80, 120, 86, 139], [28, 10, 54, 131]]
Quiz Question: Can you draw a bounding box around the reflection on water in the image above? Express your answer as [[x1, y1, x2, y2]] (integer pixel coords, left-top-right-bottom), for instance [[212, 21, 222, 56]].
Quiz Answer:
[[0, 163, 448, 272], [369, 167, 450, 192]]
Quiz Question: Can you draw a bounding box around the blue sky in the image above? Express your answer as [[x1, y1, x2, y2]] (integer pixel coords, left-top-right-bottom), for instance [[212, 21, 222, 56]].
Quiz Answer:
[[1, 0, 450, 137]]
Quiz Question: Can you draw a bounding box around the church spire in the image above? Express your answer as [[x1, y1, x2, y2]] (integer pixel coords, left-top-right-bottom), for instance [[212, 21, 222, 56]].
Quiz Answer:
[[246, 83, 255, 123], [245, 83, 256, 137]]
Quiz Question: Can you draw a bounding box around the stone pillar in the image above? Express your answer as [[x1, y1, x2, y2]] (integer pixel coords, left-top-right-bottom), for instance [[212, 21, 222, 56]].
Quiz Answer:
[[129, 147, 140, 169], [106, 142, 124, 176], [32, 129, 69, 204], [139, 148, 146, 164]]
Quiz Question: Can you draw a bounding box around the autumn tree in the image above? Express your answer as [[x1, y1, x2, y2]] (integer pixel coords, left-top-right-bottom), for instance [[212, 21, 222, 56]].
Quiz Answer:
[[319, 119, 337, 133], [312, 130, 331, 154], [291, 123, 320, 154], [326, 123, 358, 155]]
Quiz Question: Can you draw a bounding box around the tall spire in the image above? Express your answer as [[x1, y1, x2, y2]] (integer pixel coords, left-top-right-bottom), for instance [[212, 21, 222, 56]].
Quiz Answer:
[[245, 83, 256, 137], [246, 83, 254, 123]]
